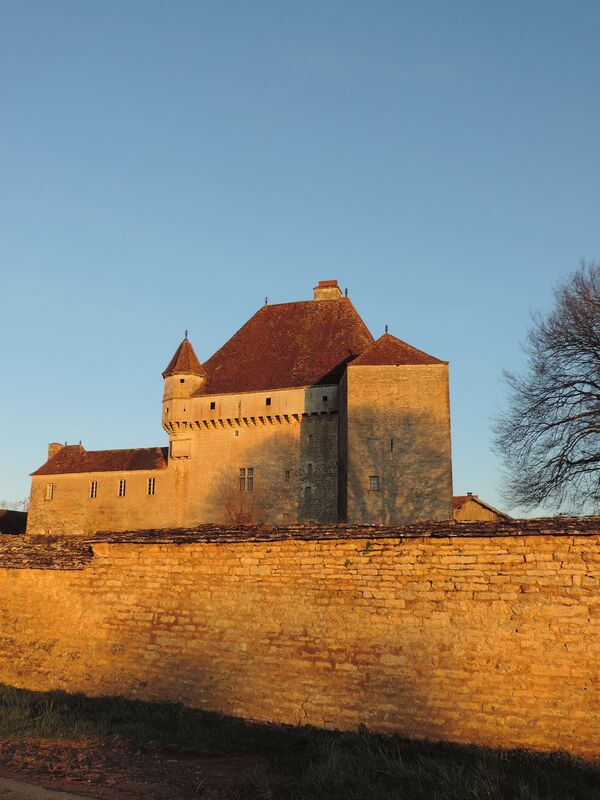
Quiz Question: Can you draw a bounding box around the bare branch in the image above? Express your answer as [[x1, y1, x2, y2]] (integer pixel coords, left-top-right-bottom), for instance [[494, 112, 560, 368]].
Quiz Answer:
[[493, 261, 600, 512]]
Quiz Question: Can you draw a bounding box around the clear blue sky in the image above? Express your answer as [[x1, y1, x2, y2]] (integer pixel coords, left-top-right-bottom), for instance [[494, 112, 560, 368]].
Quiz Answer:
[[1, 0, 599, 513]]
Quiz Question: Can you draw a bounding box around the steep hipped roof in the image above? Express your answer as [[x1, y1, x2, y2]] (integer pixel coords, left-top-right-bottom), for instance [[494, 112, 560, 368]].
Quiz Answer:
[[162, 337, 206, 378], [200, 298, 374, 394], [32, 445, 169, 476], [352, 333, 445, 366]]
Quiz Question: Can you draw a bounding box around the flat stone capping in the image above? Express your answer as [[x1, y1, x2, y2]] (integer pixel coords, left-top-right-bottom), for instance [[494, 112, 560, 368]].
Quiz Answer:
[[2, 516, 600, 570]]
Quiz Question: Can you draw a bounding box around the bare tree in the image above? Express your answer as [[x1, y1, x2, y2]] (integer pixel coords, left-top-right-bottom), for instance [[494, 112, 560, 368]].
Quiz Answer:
[[494, 261, 600, 512]]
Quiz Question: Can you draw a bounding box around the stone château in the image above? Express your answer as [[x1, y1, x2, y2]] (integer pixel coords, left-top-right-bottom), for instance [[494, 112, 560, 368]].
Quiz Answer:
[[27, 280, 453, 534]]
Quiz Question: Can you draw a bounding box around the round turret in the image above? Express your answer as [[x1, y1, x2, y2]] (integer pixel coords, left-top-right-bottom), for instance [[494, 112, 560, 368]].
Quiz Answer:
[[162, 334, 206, 424]]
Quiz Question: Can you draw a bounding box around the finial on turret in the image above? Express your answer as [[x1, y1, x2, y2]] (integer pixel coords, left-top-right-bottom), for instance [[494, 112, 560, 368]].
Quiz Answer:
[[184, 329, 188, 339], [385, 324, 388, 334], [264, 296, 268, 305], [344, 287, 348, 297]]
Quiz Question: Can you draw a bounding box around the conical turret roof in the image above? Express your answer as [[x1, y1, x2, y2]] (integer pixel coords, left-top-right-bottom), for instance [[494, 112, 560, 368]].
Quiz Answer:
[[162, 336, 206, 378]]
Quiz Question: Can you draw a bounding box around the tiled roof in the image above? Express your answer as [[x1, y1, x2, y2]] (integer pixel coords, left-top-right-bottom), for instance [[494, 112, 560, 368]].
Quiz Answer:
[[454, 495, 475, 509], [162, 337, 206, 378], [200, 298, 374, 394], [454, 495, 510, 519], [32, 445, 169, 476], [352, 333, 444, 366]]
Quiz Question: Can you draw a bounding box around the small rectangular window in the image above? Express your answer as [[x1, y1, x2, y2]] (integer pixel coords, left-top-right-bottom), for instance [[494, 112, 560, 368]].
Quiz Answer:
[[265, 397, 271, 406], [147, 477, 155, 496], [89, 481, 97, 499], [210, 401, 216, 410], [239, 468, 246, 491], [322, 395, 328, 402], [285, 469, 290, 481], [119, 479, 126, 497], [369, 475, 380, 491], [307, 462, 313, 477], [304, 485, 312, 502], [45, 483, 54, 501], [179, 378, 185, 384]]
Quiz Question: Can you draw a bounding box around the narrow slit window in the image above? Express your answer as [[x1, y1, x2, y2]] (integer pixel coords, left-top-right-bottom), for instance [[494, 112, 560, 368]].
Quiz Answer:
[[147, 477, 155, 496], [307, 462, 313, 477], [45, 483, 54, 501], [285, 469, 290, 482], [304, 485, 312, 502], [89, 481, 97, 499], [369, 475, 380, 492], [390, 437, 394, 452], [119, 479, 127, 497]]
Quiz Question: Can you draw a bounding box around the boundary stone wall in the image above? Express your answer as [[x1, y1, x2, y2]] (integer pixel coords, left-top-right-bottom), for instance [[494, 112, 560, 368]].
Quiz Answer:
[[1, 519, 599, 758]]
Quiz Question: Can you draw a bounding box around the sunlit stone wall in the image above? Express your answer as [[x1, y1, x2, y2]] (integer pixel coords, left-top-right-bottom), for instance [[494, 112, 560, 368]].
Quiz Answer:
[[0, 523, 598, 757]]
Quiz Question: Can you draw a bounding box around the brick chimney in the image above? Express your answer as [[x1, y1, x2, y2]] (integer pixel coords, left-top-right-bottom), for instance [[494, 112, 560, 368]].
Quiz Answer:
[[48, 442, 64, 460], [313, 280, 342, 301]]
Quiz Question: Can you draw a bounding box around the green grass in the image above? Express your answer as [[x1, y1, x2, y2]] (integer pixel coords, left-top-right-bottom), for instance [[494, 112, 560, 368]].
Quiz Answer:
[[0, 684, 598, 799]]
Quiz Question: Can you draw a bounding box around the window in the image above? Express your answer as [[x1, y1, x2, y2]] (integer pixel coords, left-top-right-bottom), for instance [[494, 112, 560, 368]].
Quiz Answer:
[[304, 485, 312, 502], [210, 401, 216, 410], [239, 467, 254, 492], [89, 481, 97, 499], [45, 483, 54, 501], [322, 395, 328, 402], [147, 477, 155, 496], [369, 475, 380, 491], [285, 469, 290, 481], [390, 438, 394, 453], [265, 397, 271, 406], [307, 462, 313, 477], [119, 479, 126, 497], [179, 378, 185, 384]]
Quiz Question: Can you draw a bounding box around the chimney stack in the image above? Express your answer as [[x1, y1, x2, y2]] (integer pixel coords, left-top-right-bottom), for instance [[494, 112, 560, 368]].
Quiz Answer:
[[48, 442, 64, 460], [313, 279, 342, 301]]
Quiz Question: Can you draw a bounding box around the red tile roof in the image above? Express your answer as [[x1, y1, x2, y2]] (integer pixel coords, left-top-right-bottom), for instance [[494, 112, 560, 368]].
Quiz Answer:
[[32, 445, 169, 476], [162, 337, 206, 378], [453, 495, 510, 518], [200, 298, 374, 394], [352, 333, 444, 366], [454, 495, 475, 509]]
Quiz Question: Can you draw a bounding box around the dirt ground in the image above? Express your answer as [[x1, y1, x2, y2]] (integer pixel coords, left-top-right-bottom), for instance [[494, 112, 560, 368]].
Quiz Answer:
[[0, 739, 269, 799]]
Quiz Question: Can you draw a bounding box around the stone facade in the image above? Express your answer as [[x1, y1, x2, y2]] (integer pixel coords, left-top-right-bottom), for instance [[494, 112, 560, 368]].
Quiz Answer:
[[1, 519, 599, 757], [28, 280, 453, 534]]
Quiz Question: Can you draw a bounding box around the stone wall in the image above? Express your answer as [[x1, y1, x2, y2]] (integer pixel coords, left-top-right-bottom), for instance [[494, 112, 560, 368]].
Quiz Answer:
[[345, 363, 453, 524], [1, 519, 599, 758]]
